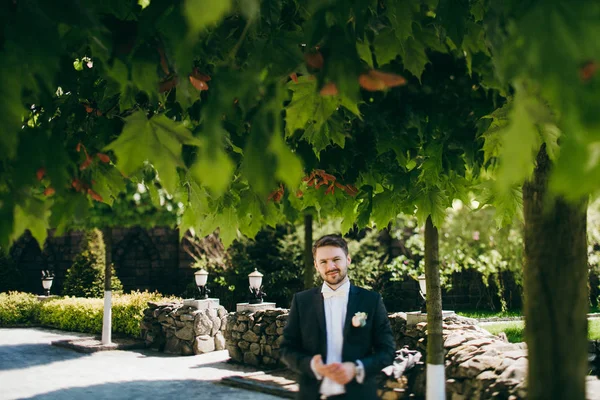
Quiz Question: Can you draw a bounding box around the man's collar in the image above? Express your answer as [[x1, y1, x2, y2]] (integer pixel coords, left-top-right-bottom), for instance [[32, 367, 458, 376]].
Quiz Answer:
[[321, 277, 350, 293]]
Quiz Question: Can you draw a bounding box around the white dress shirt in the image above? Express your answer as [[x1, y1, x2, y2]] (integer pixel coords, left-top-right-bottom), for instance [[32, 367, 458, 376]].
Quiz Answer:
[[309, 278, 365, 398]]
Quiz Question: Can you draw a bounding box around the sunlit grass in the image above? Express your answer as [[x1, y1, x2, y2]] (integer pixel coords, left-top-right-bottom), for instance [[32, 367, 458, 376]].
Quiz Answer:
[[482, 319, 600, 343], [455, 309, 522, 319]]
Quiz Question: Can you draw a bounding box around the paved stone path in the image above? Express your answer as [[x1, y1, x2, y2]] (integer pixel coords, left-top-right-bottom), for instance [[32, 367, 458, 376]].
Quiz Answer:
[[0, 328, 281, 400]]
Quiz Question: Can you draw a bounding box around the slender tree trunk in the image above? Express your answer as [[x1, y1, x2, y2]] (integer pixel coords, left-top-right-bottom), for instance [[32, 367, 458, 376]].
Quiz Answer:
[[303, 213, 314, 289], [523, 145, 588, 399], [102, 227, 113, 345], [424, 215, 445, 400]]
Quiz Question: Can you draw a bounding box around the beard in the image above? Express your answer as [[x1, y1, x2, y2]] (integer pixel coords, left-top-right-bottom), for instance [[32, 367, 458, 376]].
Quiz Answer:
[[321, 268, 347, 286]]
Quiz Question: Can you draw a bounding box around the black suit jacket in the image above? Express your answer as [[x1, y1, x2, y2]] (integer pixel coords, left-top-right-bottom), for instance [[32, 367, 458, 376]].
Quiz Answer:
[[281, 285, 395, 399]]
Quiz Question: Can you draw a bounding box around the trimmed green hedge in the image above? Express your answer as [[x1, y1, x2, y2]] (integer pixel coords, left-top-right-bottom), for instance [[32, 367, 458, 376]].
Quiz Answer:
[[0, 291, 181, 337], [0, 292, 40, 325]]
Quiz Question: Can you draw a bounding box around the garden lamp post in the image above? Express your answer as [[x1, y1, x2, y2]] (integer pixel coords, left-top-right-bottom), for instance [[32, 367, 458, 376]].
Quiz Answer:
[[41, 270, 54, 296], [248, 268, 266, 304], [418, 274, 427, 313], [194, 269, 209, 300]]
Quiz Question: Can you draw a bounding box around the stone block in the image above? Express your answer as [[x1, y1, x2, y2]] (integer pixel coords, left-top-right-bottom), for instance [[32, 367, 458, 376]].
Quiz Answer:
[[181, 342, 194, 356], [237, 312, 250, 322], [184, 298, 220, 310], [242, 330, 260, 343], [265, 322, 278, 335], [250, 342, 261, 356], [239, 340, 250, 351], [194, 335, 215, 354], [252, 323, 265, 335], [273, 335, 284, 349], [236, 302, 277, 312], [164, 336, 181, 354], [226, 344, 243, 362], [214, 332, 226, 351], [194, 312, 213, 336], [210, 315, 221, 336], [243, 352, 260, 366], [175, 326, 195, 341], [262, 344, 272, 357]]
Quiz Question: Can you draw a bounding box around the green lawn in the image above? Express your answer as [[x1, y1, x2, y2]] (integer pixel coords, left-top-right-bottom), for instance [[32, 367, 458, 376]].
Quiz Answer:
[[456, 310, 523, 319], [483, 319, 600, 343]]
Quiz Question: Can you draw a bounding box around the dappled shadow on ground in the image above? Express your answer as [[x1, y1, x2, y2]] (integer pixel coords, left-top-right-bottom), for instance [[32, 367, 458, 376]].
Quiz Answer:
[[19, 379, 279, 400], [0, 343, 89, 371]]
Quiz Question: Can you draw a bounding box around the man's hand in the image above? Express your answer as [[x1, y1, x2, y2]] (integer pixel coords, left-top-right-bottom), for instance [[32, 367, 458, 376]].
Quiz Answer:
[[312, 355, 356, 385], [327, 362, 356, 385]]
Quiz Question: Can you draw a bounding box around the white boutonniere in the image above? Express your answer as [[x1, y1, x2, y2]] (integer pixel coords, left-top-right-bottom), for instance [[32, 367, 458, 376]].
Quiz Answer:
[[352, 311, 368, 328]]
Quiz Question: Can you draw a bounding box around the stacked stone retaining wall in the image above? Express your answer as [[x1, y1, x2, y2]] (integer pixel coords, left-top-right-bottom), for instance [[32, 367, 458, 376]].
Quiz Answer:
[[222, 309, 288, 367], [140, 301, 227, 355], [223, 309, 531, 399]]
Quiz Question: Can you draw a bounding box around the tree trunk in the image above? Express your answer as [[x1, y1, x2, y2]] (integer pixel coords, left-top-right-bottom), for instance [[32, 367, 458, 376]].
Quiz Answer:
[[424, 215, 445, 400], [523, 145, 588, 399], [303, 213, 314, 289], [102, 227, 113, 345]]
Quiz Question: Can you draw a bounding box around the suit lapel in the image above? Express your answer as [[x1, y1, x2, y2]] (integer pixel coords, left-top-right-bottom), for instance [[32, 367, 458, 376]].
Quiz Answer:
[[314, 288, 327, 356], [343, 285, 361, 340]]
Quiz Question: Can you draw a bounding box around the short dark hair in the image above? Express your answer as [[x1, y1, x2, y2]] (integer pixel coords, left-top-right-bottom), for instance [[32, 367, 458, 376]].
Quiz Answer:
[[312, 234, 349, 258]]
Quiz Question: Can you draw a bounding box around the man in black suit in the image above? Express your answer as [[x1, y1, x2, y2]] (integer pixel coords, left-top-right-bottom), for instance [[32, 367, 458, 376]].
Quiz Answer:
[[281, 234, 395, 399]]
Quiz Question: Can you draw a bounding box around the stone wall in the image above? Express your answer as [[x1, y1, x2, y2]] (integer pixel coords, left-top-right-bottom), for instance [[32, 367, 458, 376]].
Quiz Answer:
[[140, 301, 227, 355], [222, 309, 288, 368], [223, 309, 531, 399], [382, 313, 528, 399]]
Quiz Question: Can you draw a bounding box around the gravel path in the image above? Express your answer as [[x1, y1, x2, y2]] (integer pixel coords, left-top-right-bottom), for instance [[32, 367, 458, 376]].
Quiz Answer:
[[0, 328, 281, 400]]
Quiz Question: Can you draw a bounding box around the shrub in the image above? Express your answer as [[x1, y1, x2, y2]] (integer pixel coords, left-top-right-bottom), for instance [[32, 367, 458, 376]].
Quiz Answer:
[[0, 292, 40, 325], [111, 291, 181, 337], [0, 291, 181, 337], [39, 297, 104, 333], [62, 229, 123, 298]]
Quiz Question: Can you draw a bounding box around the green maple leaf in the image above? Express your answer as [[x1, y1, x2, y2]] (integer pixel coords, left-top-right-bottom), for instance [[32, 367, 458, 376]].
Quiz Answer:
[[92, 166, 127, 206], [12, 198, 50, 247], [356, 41, 374, 68], [388, 0, 418, 44], [285, 76, 360, 136], [105, 111, 200, 194], [371, 189, 403, 230], [418, 142, 444, 186], [49, 193, 90, 236], [400, 34, 429, 81], [415, 188, 448, 228], [340, 200, 358, 234], [214, 206, 239, 248], [374, 29, 401, 66], [496, 88, 543, 192], [237, 191, 265, 238], [184, 0, 232, 33], [132, 61, 159, 97], [285, 76, 359, 155], [462, 21, 490, 75], [190, 143, 235, 197], [270, 130, 304, 190], [477, 180, 523, 228], [180, 179, 210, 239]]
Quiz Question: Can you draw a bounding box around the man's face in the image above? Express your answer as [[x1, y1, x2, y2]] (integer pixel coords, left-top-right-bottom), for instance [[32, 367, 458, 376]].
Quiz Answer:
[[314, 245, 351, 286]]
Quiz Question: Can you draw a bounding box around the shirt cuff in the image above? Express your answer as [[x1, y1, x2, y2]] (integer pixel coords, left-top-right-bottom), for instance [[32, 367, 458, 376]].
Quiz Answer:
[[355, 360, 365, 384], [310, 357, 323, 380]]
